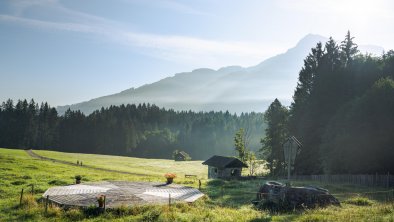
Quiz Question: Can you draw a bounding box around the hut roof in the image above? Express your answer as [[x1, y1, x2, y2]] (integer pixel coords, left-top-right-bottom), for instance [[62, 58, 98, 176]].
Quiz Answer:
[[202, 155, 248, 168]]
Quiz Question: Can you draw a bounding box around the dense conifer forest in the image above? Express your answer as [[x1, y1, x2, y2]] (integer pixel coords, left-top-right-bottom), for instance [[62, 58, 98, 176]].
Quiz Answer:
[[0, 101, 265, 160], [262, 32, 394, 175]]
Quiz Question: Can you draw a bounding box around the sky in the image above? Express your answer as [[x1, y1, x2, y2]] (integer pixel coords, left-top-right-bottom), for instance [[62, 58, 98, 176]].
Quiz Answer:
[[0, 0, 393, 106]]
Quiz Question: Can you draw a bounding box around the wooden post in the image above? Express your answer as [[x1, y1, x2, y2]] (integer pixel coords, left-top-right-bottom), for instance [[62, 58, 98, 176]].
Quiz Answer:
[[19, 188, 24, 207], [45, 195, 49, 213], [103, 195, 106, 211], [198, 180, 201, 190], [168, 193, 171, 209]]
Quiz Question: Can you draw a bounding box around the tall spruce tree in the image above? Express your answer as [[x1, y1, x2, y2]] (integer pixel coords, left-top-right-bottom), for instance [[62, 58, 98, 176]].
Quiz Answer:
[[341, 31, 359, 66], [260, 99, 288, 176]]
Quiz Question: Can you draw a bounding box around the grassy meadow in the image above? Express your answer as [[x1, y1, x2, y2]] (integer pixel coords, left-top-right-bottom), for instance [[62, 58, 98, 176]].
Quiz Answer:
[[34, 150, 207, 178], [2, 148, 394, 221]]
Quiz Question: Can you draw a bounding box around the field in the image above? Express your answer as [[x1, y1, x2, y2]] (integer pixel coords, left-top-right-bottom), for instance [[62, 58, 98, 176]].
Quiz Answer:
[[33, 150, 207, 178], [1, 148, 394, 221]]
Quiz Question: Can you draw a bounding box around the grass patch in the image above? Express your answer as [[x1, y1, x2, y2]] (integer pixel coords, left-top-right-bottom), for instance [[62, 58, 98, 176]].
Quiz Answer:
[[20, 194, 38, 209], [344, 197, 374, 206], [64, 207, 83, 220], [48, 179, 69, 186], [35, 149, 207, 178], [22, 175, 32, 180], [11, 180, 26, 186]]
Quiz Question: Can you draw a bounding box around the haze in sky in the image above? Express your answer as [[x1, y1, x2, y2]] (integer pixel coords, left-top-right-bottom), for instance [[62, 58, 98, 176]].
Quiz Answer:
[[0, 0, 393, 106]]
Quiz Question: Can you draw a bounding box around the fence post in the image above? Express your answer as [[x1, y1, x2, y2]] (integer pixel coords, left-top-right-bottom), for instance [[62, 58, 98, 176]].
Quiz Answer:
[[19, 188, 24, 207], [45, 195, 49, 213], [103, 195, 106, 211], [168, 193, 171, 209], [198, 179, 201, 190]]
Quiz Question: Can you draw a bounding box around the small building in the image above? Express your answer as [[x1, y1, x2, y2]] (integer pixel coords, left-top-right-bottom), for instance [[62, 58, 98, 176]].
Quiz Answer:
[[173, 151, 191, 161], [202, 155, 248, 179]]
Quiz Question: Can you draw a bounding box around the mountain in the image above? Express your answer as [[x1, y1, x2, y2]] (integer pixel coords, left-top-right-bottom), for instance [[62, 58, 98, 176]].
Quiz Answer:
[[57, 34, 384, 114]]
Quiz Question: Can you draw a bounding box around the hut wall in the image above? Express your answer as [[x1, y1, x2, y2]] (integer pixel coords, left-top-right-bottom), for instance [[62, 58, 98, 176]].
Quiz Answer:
[[208, 166, 242, 179]]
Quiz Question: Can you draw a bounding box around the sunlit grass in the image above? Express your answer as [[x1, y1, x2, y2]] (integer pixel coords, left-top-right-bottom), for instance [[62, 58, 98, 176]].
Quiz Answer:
[[2, 148, 394, 221], [35, 149, 207, 178]]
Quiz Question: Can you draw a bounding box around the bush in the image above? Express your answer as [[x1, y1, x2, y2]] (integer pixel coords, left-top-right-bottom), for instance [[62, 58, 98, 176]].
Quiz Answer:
[[344, 197, 374, 206], [22, 175, 32, 180]]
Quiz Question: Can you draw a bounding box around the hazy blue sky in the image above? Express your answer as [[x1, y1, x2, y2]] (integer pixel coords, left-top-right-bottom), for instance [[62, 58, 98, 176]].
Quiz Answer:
[[1, 0, 393, 106]]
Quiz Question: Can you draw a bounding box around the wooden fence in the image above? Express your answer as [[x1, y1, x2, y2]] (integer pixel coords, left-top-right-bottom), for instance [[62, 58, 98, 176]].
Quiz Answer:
[[286, 173, 394, 187]]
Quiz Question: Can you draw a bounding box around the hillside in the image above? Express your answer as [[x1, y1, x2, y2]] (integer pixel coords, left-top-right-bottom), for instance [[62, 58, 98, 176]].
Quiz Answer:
[[57, 34, 383, 115]]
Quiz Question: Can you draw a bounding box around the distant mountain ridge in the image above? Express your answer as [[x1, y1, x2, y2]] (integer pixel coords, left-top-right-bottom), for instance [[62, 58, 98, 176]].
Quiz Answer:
[[57, 34, 384, 114]]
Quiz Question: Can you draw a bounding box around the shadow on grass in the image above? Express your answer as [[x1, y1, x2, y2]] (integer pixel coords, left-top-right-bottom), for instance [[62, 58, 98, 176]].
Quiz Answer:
[[290, 180, 394, 203], [203, 178, 394, 211], [202, 179, 263, 208]]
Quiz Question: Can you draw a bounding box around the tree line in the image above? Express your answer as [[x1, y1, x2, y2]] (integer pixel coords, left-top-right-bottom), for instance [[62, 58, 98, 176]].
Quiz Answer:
[[0, 101, 265, 160], [262, 31, 394, 175]]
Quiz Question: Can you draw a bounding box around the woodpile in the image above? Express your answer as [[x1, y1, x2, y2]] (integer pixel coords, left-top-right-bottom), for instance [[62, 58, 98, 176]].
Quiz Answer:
[[253, 181, 340, 211]]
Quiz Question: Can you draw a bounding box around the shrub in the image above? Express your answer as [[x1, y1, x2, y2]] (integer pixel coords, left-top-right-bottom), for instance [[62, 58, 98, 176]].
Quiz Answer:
[[22, 175, 32, 180]]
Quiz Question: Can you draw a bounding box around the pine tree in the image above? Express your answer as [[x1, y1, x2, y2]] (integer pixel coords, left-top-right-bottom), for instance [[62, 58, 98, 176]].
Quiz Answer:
[[260, 99, 288, 176], [291, 42, 324, 120], [341, 31, 359, 67]]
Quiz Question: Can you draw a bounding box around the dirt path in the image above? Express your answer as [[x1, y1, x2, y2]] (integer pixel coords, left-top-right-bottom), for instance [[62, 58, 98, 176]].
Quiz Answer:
[[25, 149, 149, 177]]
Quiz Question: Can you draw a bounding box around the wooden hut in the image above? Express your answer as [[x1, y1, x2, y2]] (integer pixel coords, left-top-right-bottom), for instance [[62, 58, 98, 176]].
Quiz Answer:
[[202, 155, 248, 179]]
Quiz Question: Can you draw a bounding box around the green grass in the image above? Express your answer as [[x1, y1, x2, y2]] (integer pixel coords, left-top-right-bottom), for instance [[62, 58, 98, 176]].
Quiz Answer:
[[344, 197, 375, 206], [2, 148, 394, 221], [35, 149, 207, 178]]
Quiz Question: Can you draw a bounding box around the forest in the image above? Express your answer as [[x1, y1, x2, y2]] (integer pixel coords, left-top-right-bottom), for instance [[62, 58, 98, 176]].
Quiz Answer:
[[0, 101, 265, 160], [262, 32, 394, 175]]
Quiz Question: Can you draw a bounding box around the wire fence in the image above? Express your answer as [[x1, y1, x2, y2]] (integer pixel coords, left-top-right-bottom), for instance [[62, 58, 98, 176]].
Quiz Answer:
[[280, 173, 394, 187], [202, 185, 394, 207]]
